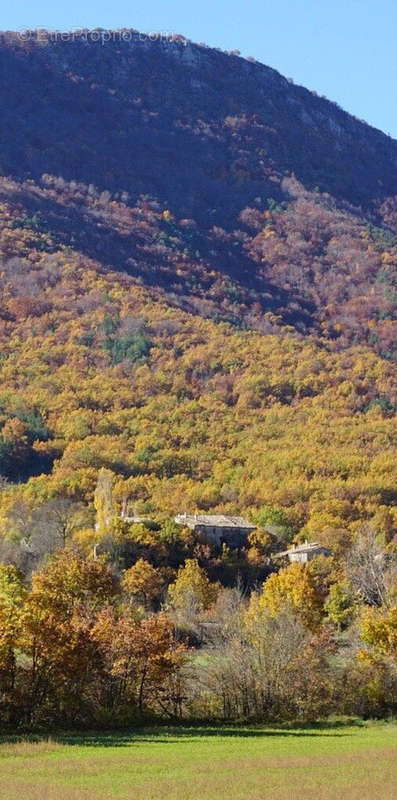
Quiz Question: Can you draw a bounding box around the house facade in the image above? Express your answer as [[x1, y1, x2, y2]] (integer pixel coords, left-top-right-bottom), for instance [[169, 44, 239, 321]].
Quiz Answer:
[[174, 513, 256, 547], [277, 541, 331, 564]]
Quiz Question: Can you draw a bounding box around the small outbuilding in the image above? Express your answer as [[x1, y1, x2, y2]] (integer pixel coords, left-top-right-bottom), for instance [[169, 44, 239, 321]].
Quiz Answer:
[[276, 540, 331, 564], [174, 513, 256, 547]]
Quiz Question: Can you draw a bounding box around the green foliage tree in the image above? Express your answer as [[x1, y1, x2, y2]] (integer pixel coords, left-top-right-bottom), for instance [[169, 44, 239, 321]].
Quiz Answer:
[[324, 580, 357, 631]]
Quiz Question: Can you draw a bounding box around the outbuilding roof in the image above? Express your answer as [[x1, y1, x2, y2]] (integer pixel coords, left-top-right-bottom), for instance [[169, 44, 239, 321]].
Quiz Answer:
[[276, 541, 331, 557], [174, 513, 256, 530]]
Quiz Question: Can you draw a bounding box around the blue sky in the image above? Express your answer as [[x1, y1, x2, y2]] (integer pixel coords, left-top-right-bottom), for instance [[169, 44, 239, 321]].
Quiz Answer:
[[2, 0, 397, 137]]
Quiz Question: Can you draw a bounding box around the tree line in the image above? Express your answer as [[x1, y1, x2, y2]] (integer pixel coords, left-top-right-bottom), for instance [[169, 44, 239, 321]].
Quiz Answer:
[[0, 513, 395, 729]]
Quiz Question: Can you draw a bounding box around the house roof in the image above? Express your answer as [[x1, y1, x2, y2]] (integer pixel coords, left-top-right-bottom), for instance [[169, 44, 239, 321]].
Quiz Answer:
[[174, 513, 256, 530], [276, 541, 331, 557]]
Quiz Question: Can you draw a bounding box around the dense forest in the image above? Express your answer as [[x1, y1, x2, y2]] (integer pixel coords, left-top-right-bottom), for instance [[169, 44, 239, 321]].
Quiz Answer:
[[0, 31, 395, 727]]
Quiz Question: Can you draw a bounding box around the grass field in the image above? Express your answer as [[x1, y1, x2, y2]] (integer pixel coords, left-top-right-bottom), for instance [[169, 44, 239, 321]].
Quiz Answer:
[[0, 722, 396, 800]]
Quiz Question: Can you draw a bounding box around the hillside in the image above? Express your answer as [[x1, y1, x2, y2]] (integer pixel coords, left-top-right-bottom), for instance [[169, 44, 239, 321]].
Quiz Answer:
[[0, 29, 395, 560], [0, 32, 396, 352]]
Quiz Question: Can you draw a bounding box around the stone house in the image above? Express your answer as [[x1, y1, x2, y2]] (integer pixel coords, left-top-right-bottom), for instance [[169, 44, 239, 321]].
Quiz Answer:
[[174, 513, 256, 547], [276, 540, 331, 563]]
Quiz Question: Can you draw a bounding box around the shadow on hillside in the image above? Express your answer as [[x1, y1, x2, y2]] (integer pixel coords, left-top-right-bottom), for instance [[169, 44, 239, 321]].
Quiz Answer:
[[0, 182, 314, 331]]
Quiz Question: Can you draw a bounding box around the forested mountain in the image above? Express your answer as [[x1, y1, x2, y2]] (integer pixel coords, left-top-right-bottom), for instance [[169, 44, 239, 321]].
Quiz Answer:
[[0, 28, 396, 728], [0, 29, 395, 554]]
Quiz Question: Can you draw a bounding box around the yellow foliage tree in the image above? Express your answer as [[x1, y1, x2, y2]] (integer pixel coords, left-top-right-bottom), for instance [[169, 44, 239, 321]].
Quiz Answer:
[[0, 564, 26, 694], [167, 559, 219, 614], [122, 558, 164, 608], [256, 563, 323, 629], [94, 468, 116, 536], [360, 605, 397, 663]]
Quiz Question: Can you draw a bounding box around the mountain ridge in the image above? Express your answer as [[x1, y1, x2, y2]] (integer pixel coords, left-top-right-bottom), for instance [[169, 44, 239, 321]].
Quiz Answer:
[[1, 28, 397, 226]]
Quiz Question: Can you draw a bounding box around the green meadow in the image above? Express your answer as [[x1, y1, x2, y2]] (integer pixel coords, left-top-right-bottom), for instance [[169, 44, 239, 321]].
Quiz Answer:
[[0, 723, 396, 800]]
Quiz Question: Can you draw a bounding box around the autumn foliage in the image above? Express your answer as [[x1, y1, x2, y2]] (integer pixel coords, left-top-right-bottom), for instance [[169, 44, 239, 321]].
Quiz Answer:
[[0, 31, 395, 728]]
